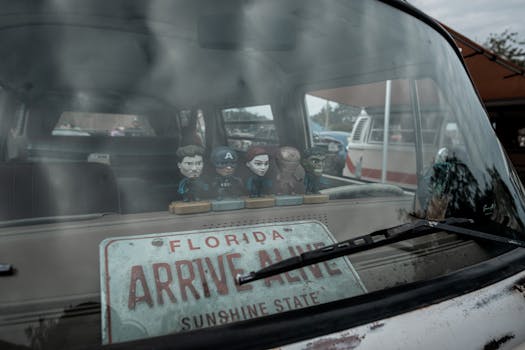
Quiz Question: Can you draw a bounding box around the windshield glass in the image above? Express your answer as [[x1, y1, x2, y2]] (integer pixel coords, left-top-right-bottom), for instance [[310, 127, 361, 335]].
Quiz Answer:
[[1, 0, 525, 348]]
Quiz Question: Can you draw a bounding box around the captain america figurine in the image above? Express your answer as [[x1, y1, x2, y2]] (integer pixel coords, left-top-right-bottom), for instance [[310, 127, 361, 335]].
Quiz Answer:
[[210, 146, 243, 200]]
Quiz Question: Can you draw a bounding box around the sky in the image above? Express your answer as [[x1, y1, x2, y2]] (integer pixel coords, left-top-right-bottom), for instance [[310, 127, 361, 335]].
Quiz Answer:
[[409, 0, 525, 48], [307, 1, 525, 116]]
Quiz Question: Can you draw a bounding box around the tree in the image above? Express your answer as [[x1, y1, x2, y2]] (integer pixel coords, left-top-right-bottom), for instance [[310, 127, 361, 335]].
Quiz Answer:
[[483, 29, 525, 68], [310, 103, 360, 132]]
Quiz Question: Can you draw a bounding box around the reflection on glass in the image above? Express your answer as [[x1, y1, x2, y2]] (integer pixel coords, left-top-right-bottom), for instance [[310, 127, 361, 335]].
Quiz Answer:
[[53, 112, 156, 137], [223, 105, 274, 122], [222, 105, 278, 151]]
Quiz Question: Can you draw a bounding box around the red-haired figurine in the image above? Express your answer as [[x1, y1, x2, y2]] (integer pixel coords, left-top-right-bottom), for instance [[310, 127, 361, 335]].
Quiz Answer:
[[245, 146, 272, 198]]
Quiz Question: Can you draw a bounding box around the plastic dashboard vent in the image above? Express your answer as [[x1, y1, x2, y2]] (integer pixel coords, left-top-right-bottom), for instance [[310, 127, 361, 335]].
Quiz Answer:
[[201, 213, 329, 229]]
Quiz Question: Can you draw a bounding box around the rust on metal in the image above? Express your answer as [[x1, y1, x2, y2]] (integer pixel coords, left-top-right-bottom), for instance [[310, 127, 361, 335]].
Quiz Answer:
[[305, 333, 364, 350], [483, 333, 515, 350], [369, 322, 385, 331]]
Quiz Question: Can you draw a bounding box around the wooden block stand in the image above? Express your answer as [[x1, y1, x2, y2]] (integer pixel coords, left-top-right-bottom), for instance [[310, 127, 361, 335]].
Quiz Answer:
[[169, 201, 211, 214], [244, 196, 275, 209], [303, 194, 329, 204]]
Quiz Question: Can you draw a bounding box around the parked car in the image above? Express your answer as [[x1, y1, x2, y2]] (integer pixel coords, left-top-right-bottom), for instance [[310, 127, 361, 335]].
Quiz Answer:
[[313, 131, 351, 176], [320, 131, 351, 175]]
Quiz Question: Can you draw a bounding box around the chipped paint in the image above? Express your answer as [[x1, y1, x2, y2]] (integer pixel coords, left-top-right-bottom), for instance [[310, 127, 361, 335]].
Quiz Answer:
[[305, 333, 364, 350], [281, 270, 525, 350], [483, 334, 515, 350], [368, 322, 385, 331], [151, 239, 164, 247], [513, 277, 525, 288], [513, 284, 525, 294], [473, 291, 507, 310], [512, 278, 525, 297]]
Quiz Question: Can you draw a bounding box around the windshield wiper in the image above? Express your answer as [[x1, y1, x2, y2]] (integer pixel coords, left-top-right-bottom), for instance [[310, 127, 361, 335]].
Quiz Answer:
[[237, 217, 525, 285]]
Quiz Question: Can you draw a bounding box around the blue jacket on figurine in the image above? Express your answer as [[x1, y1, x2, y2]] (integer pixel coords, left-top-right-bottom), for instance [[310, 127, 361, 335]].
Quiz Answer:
[[178, 177, 209, 202]]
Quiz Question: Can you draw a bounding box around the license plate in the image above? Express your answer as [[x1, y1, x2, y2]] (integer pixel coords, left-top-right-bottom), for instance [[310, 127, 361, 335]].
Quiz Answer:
[[328, 142, 339, 152], [100, 221, 365, 344]]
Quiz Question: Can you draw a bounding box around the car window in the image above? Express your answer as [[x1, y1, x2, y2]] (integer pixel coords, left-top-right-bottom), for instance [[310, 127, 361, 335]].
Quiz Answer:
[[306, 79, 447, 187], [222, 105, 278, 151], [53, 112, 156, 137], [180, 108, 207, 147], [305, 94, 356, 176]]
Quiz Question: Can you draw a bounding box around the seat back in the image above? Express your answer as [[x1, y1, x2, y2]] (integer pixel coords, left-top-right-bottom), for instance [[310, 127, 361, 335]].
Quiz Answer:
[[0, 161, 119, 220]]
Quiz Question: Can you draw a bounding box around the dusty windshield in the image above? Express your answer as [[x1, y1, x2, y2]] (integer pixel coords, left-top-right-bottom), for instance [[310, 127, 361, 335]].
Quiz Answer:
[[1, 0, 525, 348]]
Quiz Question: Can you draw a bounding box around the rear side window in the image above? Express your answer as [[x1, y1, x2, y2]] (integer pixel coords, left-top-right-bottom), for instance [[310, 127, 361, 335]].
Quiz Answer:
[[368, 111, 440, 145], [304, 79, 446, 184], [221, 104, 278, 151], [53, 111, 156, 137]]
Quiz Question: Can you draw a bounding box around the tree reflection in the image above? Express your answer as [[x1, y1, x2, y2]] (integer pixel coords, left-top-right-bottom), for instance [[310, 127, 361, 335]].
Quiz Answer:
[[419, 153, 524, 238]]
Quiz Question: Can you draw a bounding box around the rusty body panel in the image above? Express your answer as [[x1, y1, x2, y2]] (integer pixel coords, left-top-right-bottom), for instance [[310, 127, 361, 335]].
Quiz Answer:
[[282, 269, 525, 350]]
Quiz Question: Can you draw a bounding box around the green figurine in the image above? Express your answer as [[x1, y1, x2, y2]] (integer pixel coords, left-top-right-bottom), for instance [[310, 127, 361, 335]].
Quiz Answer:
[[302, 147, 326, 194]]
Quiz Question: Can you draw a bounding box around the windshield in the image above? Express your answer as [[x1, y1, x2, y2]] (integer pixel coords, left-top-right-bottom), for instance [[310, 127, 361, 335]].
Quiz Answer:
[[1, 0, 525, 348]]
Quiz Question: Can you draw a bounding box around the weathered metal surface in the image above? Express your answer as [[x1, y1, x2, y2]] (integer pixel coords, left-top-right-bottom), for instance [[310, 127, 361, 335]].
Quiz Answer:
[[100, 220, 366, 344], [282, 269, 525, 350]]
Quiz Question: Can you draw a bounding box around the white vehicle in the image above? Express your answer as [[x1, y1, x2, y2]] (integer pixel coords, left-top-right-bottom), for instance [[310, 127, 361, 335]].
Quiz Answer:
[[1, 1, 525, 350], [317, 79, 450, 188]]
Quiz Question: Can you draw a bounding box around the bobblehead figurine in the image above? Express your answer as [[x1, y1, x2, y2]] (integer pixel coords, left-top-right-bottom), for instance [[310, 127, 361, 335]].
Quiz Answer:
[[275, 146, 304, 195], [170, 145, 210, 214], [245, 146, 272, 198], [244, 146, 275, 208], [302, 147, 329, 204], [176, 145, 208, 202], [211, 146, 243, 200]]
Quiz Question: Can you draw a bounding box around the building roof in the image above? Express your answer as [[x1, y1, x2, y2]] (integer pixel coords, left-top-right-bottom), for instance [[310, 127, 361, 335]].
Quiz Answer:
[[443, 25, 525, 105]]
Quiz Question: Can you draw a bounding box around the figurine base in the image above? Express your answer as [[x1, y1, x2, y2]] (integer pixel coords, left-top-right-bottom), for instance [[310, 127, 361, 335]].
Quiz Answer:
[[211, 199, 245, 211], [244, 196, 275, 209], [303, 194, 329, 204], [169, 201, 211, 214], [275, 195, 304, 206]]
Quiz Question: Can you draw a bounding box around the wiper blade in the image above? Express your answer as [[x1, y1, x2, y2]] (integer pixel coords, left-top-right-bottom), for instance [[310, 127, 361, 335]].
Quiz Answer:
[[237, 217, 525, 285]]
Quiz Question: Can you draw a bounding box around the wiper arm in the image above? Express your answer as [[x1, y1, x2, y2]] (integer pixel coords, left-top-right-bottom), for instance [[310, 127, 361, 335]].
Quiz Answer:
[[237, 217, 525, 285]]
